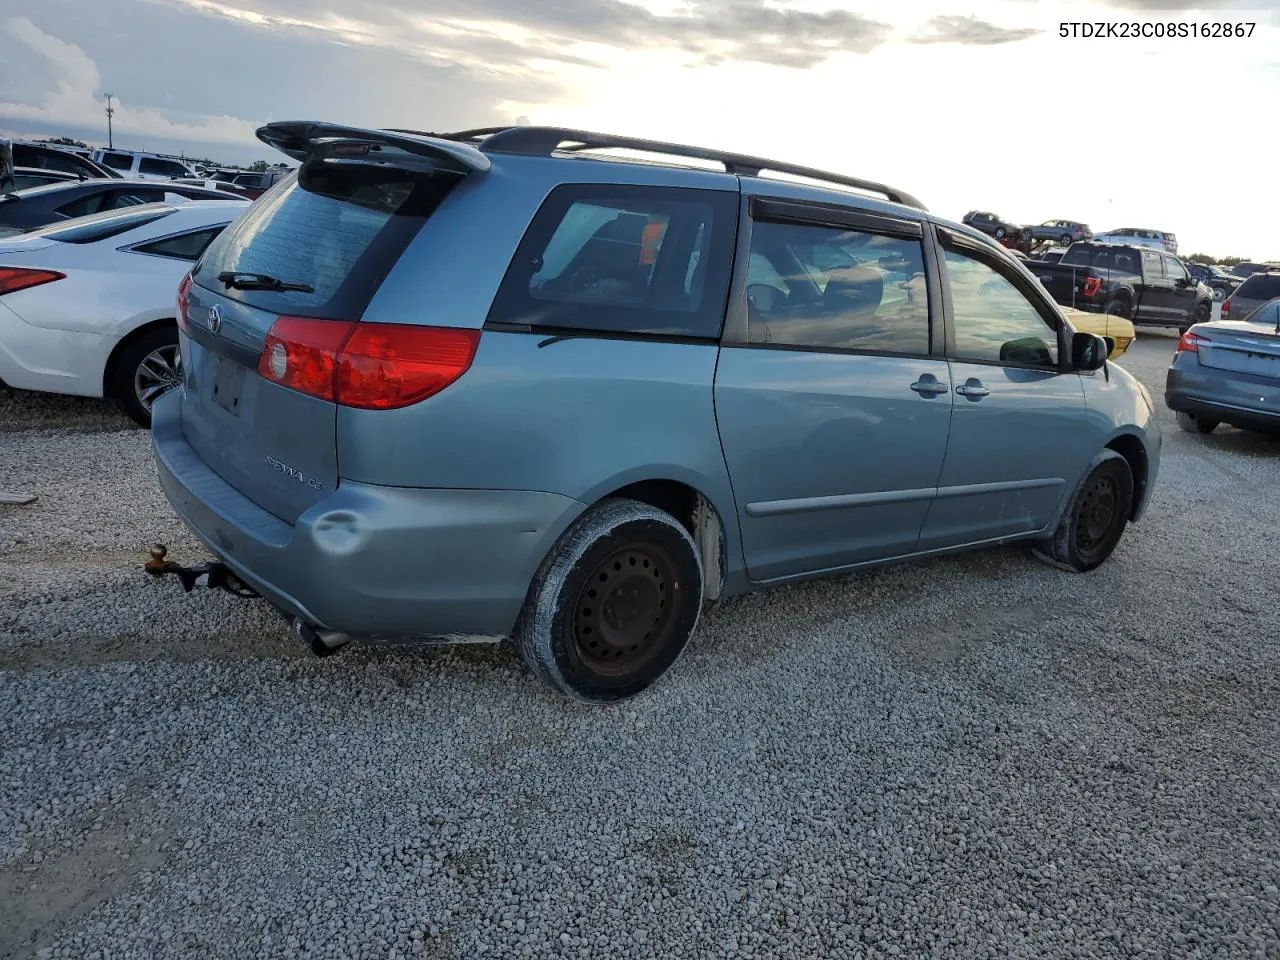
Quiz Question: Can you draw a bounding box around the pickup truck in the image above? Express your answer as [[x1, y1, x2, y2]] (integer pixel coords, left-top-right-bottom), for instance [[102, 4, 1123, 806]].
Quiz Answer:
[[1028, 241, 1213, 332]]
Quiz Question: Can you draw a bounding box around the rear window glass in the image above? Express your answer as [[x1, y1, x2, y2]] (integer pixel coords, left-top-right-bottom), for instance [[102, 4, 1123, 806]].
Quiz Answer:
[[28, 205, 176, 243], [1236, 274, 1280, 301], [193, 164, 455, 319], [487, 184, 736, 338], [1061, 246, 1139, 273]]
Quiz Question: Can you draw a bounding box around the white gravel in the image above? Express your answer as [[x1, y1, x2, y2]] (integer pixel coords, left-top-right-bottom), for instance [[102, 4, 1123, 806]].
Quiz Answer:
[[2, 334, 1279, 959]]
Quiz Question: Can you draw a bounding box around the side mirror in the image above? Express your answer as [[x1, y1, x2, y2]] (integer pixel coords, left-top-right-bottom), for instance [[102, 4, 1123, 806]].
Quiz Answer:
[[1072, 331, 1108, 371], [1000, 337, 1055, 365]]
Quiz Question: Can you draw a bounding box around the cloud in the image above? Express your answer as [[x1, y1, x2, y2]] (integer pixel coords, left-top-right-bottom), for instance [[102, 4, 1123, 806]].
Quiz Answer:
[[0, 16, 259, 148], [910, 15, 1039, 46], [164, 0, 895, 70]]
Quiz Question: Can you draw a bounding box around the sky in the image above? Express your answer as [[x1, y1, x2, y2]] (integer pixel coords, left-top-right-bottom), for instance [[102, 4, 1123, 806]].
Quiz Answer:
[[2, 0, 1278, 258]]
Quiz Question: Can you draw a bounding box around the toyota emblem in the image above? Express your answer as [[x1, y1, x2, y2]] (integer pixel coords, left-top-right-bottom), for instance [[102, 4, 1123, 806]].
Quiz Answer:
[[208, 305, 222, 335]]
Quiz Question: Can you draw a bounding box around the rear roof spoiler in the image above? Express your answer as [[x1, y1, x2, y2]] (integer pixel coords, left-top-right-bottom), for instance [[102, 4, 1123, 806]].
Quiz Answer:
[[256, 122, 491, 175]]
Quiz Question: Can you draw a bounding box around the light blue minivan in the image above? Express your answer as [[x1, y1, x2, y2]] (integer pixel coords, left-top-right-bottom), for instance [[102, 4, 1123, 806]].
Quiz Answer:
[[149, 122, 1161, 701]]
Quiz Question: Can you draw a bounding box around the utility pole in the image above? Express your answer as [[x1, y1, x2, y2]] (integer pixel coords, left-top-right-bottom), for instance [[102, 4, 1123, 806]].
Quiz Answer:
[[104, 92, 115, 149]]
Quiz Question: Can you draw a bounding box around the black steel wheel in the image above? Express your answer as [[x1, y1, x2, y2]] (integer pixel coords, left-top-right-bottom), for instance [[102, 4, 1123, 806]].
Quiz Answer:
[[1033, 450, 1134, 573], [516, 498, 703, 702]]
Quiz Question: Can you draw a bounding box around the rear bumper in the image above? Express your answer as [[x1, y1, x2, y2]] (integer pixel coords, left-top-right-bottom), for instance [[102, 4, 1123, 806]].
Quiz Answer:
[[151, 393, 586, 638], [1165, 361, 1280, 431]]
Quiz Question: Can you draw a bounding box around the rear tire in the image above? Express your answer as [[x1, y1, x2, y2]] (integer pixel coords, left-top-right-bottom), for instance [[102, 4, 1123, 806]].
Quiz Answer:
[[1177, 410, 1218, 434], [515, 498, 703, 703], [1191, 302, 1210, 327], [109, 326, 181, 428], [1061, 233, 1073, 246], [1104, 297, 1132, 320], [994, 227, 1006, 239], [1033, 450, 1134, 573]]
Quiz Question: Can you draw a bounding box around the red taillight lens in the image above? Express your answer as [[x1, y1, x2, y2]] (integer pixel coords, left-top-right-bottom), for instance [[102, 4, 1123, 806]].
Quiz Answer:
[[258, 316, 355, 402], [1082, 276, 1103, 298], [337, 325, 480, 409], [176, 273, 193, 333], [257, 318, 479, 409], [1221, 298, 1231, 316], [1176, 331, 1206, 353], [0, 267, 65, 296]]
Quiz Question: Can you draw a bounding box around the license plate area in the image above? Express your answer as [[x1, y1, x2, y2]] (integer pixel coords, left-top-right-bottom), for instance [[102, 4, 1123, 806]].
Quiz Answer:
[[211, 356, 247, 416]]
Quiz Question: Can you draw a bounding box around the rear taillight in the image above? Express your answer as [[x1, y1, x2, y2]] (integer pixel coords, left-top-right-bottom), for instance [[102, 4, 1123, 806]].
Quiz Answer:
[[257, 317, 480, 409], [337, 324, 481, 409], [1082, 276, 1103, 298], [258, 316, 354, 403], [176, 273, 192, 332], [1176, 331, 1206, 353], [1221, 298, 1231, 317], [0, 267, 64, 296]]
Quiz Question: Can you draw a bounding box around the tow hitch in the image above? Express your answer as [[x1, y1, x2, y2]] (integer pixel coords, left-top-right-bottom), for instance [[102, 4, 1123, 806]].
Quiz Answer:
[[144, 544, 260, 598]]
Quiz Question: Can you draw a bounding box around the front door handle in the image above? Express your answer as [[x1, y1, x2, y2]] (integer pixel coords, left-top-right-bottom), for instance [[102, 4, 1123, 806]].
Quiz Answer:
[[910, 377, 950, 397], [955, 379, 990, 400]]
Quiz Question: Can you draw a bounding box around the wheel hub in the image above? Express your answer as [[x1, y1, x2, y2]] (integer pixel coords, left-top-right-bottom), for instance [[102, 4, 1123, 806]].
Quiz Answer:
[[1077, 476, 1118, 548], [574, 547, 673, 671]]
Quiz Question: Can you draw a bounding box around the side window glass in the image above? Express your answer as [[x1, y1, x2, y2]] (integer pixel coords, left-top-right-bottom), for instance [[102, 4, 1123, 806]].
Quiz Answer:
[[102, 152, 133, 171], [57, 191, 110, 219], [133, 227, 224, 260], [1141, 251, 1164, 278], [1164, 257, 1187, 283], [108, 189, 164, 210], [1113, 251, 1138, 274], [944, 249, 1059, 367], [487, 185, 736, 338], [745, 220, 930, 355]]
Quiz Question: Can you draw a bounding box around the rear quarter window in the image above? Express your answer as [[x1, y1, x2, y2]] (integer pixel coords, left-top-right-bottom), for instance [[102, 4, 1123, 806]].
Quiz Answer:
[[193, 162, 456, 319], [1236, 274, 1280, 301], [487, 184, 737, 339]]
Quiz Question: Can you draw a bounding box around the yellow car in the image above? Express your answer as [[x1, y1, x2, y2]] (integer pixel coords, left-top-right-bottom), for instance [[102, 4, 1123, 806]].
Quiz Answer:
[[1062, 307, 1135, 359]]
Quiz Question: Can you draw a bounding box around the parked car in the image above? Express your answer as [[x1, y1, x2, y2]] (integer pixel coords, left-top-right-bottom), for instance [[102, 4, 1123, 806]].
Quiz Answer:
[[1061, 307, 1135, 360], [1227, 261, 1279, 280], [90, 149, 197, 180], [961, 210, 1020, 240], [11, 142, 120, 180], [1022, 219, 1092, 246], [207, 167, 293, 199], [1031, 242, 1212, 332], [146, 120, 1160, 702], [0, 200, 248, 426], [1186, 261, 1240, 302], [9, 167, 81, 191], [174, 178, 259, 200], [1220, 270, 1280, 323], [0, 179, 243, 236], [1166, 297, 1280, 435], [1036, 247, 1069, 264], [1093, 228, 1177, 254]]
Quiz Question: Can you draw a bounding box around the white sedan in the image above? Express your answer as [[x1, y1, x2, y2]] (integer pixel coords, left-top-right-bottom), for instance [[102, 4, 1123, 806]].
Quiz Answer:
[[0, 199, 247, 426]]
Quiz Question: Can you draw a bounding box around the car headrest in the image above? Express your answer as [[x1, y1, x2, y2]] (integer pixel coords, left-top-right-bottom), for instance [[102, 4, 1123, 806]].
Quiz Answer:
[[823, 265, 883, 314]]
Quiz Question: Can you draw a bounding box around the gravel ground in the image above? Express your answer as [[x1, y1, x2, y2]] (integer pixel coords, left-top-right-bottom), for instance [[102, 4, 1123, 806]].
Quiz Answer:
[[1, 333, 1278, 960]]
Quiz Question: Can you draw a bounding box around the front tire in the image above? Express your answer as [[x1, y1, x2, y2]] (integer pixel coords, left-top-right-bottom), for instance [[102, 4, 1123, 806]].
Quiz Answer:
[[1061, 233, 1073, 246], [994, 227, 1006, 239], [1033, 450, 1134, 573], [109, 326, 181, 428], [515, 498, 703, 703]]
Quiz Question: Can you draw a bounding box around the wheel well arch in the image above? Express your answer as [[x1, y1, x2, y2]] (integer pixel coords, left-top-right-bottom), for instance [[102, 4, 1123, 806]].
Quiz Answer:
[[101, 317, 176, 397], [1105, 432, 1147, 520], [598, 478, 729, 601]]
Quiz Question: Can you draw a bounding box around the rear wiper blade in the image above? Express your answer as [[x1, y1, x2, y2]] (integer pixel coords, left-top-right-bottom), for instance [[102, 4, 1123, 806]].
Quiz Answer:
[[217, 270, 314, 293]]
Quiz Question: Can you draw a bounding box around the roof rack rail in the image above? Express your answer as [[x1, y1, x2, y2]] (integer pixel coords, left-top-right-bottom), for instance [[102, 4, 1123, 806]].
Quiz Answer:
[[473, 126, 926, 211]]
